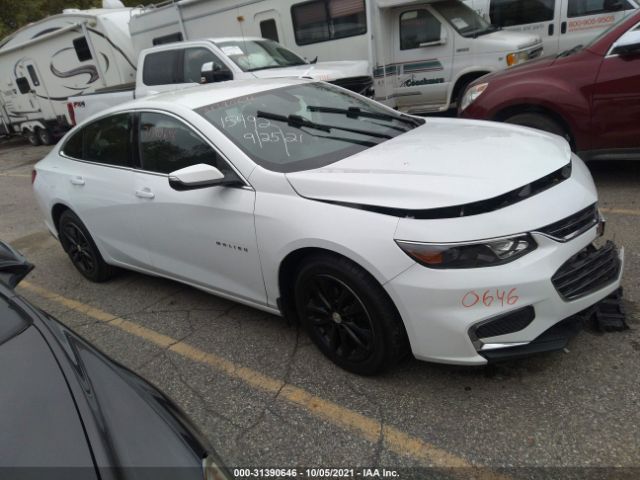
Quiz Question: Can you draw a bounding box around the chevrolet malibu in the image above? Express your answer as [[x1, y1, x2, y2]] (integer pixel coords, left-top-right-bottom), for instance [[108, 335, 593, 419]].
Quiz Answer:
[[33, 78, 624, 375]]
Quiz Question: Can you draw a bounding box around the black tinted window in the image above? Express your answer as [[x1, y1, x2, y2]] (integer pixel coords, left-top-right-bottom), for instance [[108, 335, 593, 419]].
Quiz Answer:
[[152, 32, 183, 45], [15, 77, 30, 94], [73, 37, 92, 61], [183, 48, 228, 83], [567, 0, 633, 18], [260, 19, 280, 42], [139, 112, 233, 175], [400, 10, 442, 50], [26, 65, 40, 87], [62, 129, 83, 158], [292, 0, 366, 45], [489, 0, 555, 26], [143, 50, 180, 85], [62, 113, 131, 166]]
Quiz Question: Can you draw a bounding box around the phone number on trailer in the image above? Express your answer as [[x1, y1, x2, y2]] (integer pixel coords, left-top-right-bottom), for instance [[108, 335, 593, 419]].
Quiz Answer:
[[233, 468, 399, 478]]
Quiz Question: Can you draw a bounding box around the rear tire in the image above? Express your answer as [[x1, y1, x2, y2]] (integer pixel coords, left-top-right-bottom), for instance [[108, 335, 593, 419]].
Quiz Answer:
[[58, 210, 115, 282], [504, 112, 570, 142], [294, 254, 409, 375], [37, 127, 53, 146], [25, 129, 41, 146]]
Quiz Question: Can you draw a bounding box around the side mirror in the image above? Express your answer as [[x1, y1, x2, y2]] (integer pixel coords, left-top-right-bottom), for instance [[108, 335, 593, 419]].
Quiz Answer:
[[200, 62, 233, 83], [0, 241, 34, 289], [169, 164, 240, 191], [611, 30, 640, 57]]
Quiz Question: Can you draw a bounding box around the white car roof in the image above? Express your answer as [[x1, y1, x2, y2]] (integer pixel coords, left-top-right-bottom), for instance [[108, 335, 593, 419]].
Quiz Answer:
[[122, 78, 315, 112]]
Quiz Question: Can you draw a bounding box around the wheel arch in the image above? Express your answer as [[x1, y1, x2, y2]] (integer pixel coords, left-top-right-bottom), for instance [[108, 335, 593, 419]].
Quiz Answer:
[[450, 70, 492, 106], [51, 202, 72, 235], [493, 103, 577, 150], [277, 246, 405, 332]]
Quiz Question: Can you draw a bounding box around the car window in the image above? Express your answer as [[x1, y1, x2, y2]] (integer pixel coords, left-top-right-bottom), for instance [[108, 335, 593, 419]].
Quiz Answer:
[[62, 113, 131, 167], [567, 0, 634, 18], [291, 0, 367, 46], [143, 50, 181, 85], [489, 0, 555, 27], [217, 40, 306, 71], [138, 112, 234, 176], [400, 10, 442, 49], [183, 48, 229, 83], [195, 82, 424, 173]]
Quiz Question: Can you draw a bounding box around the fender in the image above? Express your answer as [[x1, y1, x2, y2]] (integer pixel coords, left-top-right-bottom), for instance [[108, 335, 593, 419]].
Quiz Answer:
[[448, 66, 495, 105]]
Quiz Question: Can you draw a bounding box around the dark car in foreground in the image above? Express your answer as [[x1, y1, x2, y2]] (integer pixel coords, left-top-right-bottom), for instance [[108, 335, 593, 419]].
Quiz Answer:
[[0, 241, 230, 480], [459, 11, 640, 161]]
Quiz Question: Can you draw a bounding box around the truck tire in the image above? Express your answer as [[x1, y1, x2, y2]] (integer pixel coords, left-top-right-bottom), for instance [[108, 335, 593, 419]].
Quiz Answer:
[[504, 113, 569, 142], [25, 129, 41, 146], [37, 127, 54, 146]]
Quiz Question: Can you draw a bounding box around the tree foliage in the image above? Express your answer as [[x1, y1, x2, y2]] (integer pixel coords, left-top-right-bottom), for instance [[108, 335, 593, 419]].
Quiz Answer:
[[0, 0, 156, 40]]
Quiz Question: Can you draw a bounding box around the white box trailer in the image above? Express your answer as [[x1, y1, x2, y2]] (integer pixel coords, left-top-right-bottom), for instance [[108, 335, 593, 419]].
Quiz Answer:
[[0, 5, 137, 145], [467, 0, 638, 56], [129, 0, 544, 114]]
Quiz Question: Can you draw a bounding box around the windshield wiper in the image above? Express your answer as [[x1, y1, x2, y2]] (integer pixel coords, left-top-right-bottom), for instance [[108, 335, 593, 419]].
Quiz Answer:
[[246, 62, 306, 72], [256, 111, 394, 139], [557, 44, 583, 58], [307, 105, 423, 127]]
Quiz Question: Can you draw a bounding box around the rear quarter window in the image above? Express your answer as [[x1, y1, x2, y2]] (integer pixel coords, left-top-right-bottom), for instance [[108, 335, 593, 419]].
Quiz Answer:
[[0, 295, 30, 346]]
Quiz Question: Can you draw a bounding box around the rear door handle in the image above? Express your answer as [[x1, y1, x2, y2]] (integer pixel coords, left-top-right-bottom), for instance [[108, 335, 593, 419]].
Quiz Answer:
[[70, 176, 85, 186], [561, 21, 567, 34], [135, 188, 155, 199]]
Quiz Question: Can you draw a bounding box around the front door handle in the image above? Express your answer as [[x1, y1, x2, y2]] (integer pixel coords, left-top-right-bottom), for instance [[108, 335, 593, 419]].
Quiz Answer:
[[548, 23, 554, 36], [135, 188, 155, 199], [70, 176, 85, 186]]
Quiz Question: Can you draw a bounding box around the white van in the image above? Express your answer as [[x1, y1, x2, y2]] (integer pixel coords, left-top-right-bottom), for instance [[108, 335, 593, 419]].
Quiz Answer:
[[129, 0, 544, 114], [466, 0, 638, 55]]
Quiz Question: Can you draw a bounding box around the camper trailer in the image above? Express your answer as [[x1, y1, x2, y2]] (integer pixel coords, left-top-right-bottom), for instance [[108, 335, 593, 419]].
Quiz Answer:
[[128, 0, 544, 114], [0, 4, 137, 145]]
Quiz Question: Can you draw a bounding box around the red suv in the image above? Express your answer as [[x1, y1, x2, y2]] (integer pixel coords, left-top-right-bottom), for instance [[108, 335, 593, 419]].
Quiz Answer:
[[459, 11, 640, 161]]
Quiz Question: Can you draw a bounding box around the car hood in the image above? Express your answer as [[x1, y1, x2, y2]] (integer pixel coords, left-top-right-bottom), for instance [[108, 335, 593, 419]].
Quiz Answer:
[[285, 118, 571, 211], [0, 325, 97, 470], [475, 30, 542, 53], [250, 60, 370, 81]]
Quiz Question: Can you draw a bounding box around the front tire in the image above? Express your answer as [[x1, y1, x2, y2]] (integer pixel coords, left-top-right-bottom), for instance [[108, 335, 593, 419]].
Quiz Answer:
[[37, 127, 53, 146], [25, 129, 41, 146], [58, 210, 115, 282], [294, 254, 408, 375]]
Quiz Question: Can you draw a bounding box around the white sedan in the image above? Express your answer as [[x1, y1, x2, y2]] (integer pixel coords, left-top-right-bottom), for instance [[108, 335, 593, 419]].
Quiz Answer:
[[33, 78, 624, 374]]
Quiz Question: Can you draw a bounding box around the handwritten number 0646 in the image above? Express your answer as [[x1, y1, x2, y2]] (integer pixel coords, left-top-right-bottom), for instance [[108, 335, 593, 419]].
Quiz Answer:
[[461, 288, 519, 308]]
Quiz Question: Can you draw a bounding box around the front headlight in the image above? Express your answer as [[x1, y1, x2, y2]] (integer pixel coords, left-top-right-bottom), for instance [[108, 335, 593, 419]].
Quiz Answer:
[[396, 234, 537, 269], [506, 51, 529, 67], [459, 82, 488, 112]]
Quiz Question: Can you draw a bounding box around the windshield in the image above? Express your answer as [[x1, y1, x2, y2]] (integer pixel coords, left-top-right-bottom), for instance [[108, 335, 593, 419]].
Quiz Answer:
[[195, 83, 424, 173], [216, 39, 307, 72], [433, 1, 495, 37]]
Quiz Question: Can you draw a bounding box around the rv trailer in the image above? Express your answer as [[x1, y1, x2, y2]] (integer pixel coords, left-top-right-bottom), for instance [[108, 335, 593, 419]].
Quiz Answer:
[[0, 3, 137, 145]]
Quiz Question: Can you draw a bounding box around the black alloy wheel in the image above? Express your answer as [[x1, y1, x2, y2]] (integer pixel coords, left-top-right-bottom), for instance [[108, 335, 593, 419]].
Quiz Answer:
[[58, 210, 115, 282], [294, 254, 408, 375], [25, 129, 41, 146], [302, 274, 375, 364], [37, 127, 53, 145]]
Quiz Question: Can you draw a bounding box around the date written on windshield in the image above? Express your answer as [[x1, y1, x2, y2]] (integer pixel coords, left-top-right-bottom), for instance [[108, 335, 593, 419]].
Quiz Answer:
[[461, 288, 519, 308]]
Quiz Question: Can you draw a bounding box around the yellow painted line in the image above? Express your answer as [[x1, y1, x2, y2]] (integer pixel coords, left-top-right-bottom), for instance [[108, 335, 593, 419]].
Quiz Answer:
[[601, 207, 640, 217], [0, 173, 30, 178], [20, 280, 508, 479]]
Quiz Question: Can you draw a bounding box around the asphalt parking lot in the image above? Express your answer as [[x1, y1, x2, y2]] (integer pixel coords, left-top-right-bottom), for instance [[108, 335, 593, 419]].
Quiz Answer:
[[1, 137, 639, 479]]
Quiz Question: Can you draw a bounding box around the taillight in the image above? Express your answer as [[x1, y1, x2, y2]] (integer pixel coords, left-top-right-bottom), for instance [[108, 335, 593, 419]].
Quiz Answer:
[[67, 102, 76, 126], [31, 170, 37, 185]]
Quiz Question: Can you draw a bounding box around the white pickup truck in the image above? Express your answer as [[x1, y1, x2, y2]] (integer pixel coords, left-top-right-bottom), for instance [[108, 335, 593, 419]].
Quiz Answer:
[[68, 37, 372, 125]]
